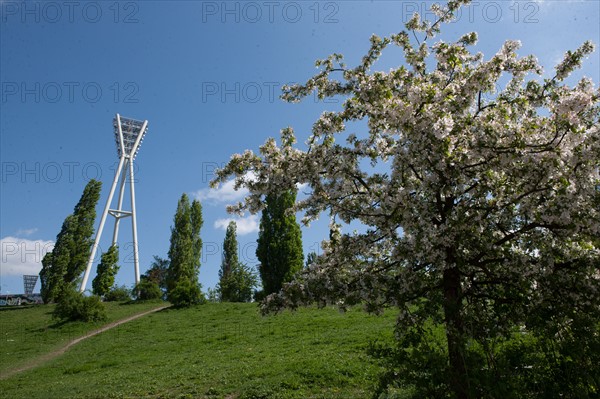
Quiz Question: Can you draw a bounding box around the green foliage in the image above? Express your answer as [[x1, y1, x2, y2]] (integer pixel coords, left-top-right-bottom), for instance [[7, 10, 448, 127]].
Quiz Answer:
[[305, 251, 318, 268], [369, 314, 453, 399], [256, 189, 303, 295], [370, 311, 600, 399], [166, 194, 204, 308], [52, 288, 107, 323], [40, 179, 102, 303], [64, 179, 102, 283], [167, 279, 204, 307], [221, 221, 239, 280], [190, 200, 203, 276], [219, 262, 258, 303], [142, 255, 169, 293], [103, 285, 131, 302], [92, 245, 120, 298], [220, 263, 258, 303], [40, 217, 74, 303], [167, 194, 194, 292], [206, 287, 219, 302], [134, 280, 163, 301], [218, 222, 258, 302], [253, 290, 266, 302]]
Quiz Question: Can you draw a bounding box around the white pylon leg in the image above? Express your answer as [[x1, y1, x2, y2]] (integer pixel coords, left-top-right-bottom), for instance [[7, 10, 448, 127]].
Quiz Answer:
[[80, 156, 126, 292], [129, 159, 140, 285]]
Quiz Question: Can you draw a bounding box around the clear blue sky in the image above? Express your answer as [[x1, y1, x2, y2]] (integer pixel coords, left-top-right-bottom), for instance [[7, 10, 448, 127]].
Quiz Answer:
[[1, 0, 598, 295]]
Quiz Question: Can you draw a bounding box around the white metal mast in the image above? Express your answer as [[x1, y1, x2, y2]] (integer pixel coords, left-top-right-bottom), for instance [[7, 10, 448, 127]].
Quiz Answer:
[[80, 114, 148, 292]]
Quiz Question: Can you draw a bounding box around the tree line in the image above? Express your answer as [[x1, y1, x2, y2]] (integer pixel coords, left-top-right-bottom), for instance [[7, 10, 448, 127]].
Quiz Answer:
[[39, 184, 305, 314]]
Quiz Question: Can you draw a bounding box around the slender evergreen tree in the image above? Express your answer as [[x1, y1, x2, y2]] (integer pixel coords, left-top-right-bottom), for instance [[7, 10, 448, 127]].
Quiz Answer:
[[218, 221, 236, 301], [218, 221, 256, 302], [40, 179, 102, 303], [220, 221, 239, 281], [256, 189, 303, 296], [166, 194, 203, 306], [64, 179, 102, 282], [92, 245, 120, 298], [167, 194, 193, 292], [190, 200, 203, 276]]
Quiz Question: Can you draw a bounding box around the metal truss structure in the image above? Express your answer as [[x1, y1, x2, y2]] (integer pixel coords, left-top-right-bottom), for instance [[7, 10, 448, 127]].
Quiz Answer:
[[23, 275, 38, 295], [80, 114, 148, 292]]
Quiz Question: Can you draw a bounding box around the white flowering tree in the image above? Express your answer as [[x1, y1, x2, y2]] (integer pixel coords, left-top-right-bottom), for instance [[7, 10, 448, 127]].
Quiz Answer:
[[212, 1, 600, 397]]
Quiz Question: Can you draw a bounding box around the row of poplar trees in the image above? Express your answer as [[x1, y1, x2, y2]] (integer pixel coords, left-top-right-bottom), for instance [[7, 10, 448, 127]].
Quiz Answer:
[[39, 184, 204, 308], [40, 180, 303, 307], [142, 188, 305, 305]]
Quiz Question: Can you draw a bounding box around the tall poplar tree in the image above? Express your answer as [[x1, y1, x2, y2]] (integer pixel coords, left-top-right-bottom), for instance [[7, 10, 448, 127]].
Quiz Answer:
[[167, 194, 193, 292], [190, 199, 203, 276], [256, 189, 303, 296], [166, 194, 203, 306], [92, 245, 120, 298], [218, 221, 257, 302], [40, 179, 102, 303], [220, 221, 239, 283]]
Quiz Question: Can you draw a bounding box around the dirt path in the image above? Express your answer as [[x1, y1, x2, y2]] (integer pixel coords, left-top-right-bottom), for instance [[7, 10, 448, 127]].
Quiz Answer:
[[0, 305, 169, 380]]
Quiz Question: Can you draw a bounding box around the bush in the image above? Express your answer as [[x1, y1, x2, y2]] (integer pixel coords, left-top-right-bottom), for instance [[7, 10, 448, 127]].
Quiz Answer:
[[134, 280, 163, 301], [253, 290, 266, 302], [104, 285, 131, 302], [167, 279, 204, 308], [370, 317, 600, 399], [218, 262, 257, 303], [206, 287, 219, 303], [53, 289, 107, 322]]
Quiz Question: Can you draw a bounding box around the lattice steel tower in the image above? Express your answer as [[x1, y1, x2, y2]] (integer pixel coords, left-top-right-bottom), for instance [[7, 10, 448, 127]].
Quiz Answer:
[[23, 275, 38, 295], [80, 114, 148, 292]]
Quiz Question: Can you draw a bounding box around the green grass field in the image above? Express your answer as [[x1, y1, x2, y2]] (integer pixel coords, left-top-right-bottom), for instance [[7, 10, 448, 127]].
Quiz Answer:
[[0, 301, 165, 376], [0, 302, 397, 399]]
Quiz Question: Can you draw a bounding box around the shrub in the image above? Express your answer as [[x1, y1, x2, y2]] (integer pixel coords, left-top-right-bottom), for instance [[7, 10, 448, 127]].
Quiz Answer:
[[253, 290, 266, 302], [167, 279, 204, 307], [206, 287, 219, 303], [134, 280, 163, 301], [53, 289, 107, 322], [218, 262, 257, 303], [104, 285, 131, 302]]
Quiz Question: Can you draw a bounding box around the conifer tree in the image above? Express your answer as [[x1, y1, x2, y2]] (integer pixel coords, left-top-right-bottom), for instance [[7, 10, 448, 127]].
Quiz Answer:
[[166, 194, 203, 306], [40, 179, 102, 303], [218, 221, 256, 302], [191, 200, 203, 276], [167, 194, 193, 292], [92, 245, 120, 298], [256, 189, 303, 296], [221, 221, 239, 279]]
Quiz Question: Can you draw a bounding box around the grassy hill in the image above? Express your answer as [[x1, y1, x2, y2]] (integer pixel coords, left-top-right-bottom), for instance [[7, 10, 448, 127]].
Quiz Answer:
[[0, 302, 397, 399]]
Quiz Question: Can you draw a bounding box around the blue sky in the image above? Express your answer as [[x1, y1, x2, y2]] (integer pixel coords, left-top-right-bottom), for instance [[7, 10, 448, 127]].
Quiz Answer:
[[1, 0, 599, 295]]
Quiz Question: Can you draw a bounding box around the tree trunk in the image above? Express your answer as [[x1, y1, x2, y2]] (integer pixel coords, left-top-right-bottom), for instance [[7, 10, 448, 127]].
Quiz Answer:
[[443, 265, 470, 399]]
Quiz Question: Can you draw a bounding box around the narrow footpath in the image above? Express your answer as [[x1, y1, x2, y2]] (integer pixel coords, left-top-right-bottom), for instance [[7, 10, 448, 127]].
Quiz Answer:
[[0, 305, 169, 380]]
